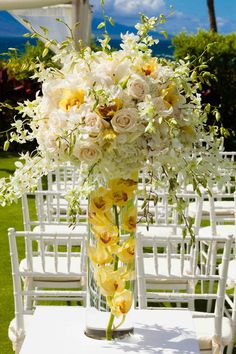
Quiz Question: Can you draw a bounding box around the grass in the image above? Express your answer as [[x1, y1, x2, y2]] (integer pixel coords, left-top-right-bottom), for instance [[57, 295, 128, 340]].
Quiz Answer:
[[0, 152, 23, 354]]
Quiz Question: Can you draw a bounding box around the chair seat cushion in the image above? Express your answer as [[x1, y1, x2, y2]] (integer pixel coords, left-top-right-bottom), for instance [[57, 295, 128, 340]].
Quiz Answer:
[[193, 314, 232, 351], [219, 259, 236, 289], [143, 257, 198, 284], [20, 255, 83, 282], [33, 224, 87, 234], [138, 225, 183, 238], [8, 314, 33, 352], [199, 225, 235, 238], [189, 200, 235, 217]]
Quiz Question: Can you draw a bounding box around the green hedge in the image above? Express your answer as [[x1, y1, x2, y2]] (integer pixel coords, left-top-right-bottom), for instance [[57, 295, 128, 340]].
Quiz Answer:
[[172, 30, 236, 150]]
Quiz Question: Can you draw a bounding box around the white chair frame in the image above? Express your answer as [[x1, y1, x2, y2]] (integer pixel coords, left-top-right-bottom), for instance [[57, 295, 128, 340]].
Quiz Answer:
[[8, 228, 87, 354], [136, 232, 233, 353]]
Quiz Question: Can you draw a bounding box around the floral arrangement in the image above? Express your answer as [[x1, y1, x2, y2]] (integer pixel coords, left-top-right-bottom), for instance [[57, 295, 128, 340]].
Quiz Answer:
[[0, 9, 226, 340], [0, 14, 224, 207]]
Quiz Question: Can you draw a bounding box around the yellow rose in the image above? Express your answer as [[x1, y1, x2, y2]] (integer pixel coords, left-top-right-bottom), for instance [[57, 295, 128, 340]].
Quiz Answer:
[[122, 207, 137, 233], [59, 88, 84, 111], [108, 289, 133, 317], [87, 243, 113, 265], [116, 238, 135, 264], [95, 267, 125, 296]]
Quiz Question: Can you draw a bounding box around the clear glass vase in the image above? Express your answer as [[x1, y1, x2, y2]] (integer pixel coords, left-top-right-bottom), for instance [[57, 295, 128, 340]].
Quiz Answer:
[[85, 176, 137, 340]]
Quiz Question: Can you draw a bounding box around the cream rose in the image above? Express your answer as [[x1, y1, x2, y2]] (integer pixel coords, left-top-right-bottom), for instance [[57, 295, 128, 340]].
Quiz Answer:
[[127, 75, 148, 100], [73, 141, 102, 164], [111, 108, 138, 133], [84, 112, 108, 133]]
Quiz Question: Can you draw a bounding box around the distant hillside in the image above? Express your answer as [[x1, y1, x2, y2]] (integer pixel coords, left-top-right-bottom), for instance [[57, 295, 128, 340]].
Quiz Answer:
[[0, 11, 27, 37], [0, 11, 172, 40]]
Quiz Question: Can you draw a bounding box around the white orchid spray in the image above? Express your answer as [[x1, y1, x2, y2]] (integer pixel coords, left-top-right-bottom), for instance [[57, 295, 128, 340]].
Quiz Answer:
[[0, 12, 225, 218]]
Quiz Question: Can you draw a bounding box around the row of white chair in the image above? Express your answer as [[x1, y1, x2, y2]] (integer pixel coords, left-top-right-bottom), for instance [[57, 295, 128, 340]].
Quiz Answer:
[[8, 228, 234, 354]]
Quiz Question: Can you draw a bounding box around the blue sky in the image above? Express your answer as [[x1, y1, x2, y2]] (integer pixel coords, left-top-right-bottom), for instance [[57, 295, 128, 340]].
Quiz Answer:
[[0, 0, 235, 36], [91, 0, 236, 34]]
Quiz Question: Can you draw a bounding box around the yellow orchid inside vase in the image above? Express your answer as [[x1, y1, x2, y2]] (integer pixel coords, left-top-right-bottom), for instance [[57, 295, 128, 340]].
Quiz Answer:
[[86, 176, 138, 340]]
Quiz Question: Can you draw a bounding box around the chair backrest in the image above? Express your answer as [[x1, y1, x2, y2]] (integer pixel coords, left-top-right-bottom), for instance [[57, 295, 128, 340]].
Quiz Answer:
[[138, 191, 203, 235], [44, 163, 81, 192], [136, 233, 232, 322], [208, 192, 236, 234], [22, 189, 88, 231], [8, 228, 87, 333]]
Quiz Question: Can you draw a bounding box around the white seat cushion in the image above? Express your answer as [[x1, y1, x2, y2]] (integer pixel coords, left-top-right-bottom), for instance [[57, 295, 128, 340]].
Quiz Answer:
[[20, 255, 83, 282], [143, 257, 198, 284], [189, 200, 235, 218], [33, 224, 87, 235], [8, 314, 33, 352], [193, 314, 232, 351], [199, 225, 236, 238], [138, 225, 183, 237], [219, 259, 236, 289]]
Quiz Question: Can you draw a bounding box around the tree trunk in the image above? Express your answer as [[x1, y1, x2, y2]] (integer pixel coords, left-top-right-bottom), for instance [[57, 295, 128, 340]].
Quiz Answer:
[[207, 0, 217, 32]]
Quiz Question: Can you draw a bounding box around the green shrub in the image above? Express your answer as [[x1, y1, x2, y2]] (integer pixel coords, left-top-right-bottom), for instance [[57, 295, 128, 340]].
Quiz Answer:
[[1, 40, 54, 80], [172, 30, 236, 150], [0, 41, 54, 152]]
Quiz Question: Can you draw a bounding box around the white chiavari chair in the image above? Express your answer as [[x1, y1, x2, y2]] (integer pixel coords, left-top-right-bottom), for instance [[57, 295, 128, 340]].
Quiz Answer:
[[137, 192, 203, 239], [8, 228, 87, 354], [22, 189, 88, 235], [136, 232, 233, 354]]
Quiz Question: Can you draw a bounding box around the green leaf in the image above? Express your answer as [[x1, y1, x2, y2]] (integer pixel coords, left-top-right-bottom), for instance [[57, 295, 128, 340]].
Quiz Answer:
[[97, 22, 105, 29], [109, 17, 115, 26], [215, 111, 221, 121], [160, 30, 168, 39], [3, 140, 9, 152], [42, 48, 49, 58]]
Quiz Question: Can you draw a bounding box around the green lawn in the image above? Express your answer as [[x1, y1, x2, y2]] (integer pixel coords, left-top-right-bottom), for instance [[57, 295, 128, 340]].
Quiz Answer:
[[0, 152, 23, 354]]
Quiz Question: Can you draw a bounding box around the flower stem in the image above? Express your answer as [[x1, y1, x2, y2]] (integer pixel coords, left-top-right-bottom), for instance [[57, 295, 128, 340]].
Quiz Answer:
[[106, 313, 115, 340], [106, 205, 119, 340]]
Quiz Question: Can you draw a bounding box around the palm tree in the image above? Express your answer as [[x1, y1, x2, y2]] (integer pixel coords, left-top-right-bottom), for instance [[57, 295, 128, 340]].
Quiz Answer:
[[207, 0, 217, 32]]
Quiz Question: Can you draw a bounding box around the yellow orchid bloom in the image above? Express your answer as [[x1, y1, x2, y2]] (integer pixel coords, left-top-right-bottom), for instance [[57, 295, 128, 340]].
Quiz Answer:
[[95, 266, 125, 296], [161, 84, 179, 108], [122, 207, 137, 233], [93, 223, 119, 246], [97, 98, 123, 119], [88, 209, 113, 227], [102, 128, 117, 142], [108, 178, 137, 206], [90, 187, 113, 213], [108, 289, 133, 317], [116, 238, 135, 264], [142, 58, 157, 76], [109, 178, 138, 192], [87, 243, 113, 266], [59, 88, 85, 111]]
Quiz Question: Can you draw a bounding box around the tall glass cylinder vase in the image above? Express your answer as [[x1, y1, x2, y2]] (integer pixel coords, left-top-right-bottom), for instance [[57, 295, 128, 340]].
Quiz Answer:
[[85, 176, 138, 340]]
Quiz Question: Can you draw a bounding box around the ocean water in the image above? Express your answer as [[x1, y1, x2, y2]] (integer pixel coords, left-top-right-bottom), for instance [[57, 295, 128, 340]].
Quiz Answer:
[[0, 36, 174, 59], [0, 37, 37, 57]]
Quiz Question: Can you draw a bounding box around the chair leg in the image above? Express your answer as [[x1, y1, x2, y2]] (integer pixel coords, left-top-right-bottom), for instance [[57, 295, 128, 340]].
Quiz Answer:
[[24, 278, 34, 311], [207, 243, 217, 312], [226, 287, 236, 354]]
